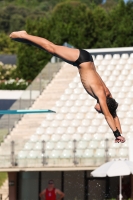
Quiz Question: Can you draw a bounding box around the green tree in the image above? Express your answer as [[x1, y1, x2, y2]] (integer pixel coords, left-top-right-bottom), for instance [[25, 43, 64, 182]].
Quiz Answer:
[[16, 1, 112, 80], [102, 0, 118, 11], [65, 0, 103, 6], [0, 32, 18, 54], [17, 19, 52, 80], [0, 5, 45, 33], [16, 0, 133, 80], [9, 14, 25, 32], [47, 1, 93, 48], [17, 1, 92, 80], [91, 6, 110, 48], [109, 0, 133, 47]]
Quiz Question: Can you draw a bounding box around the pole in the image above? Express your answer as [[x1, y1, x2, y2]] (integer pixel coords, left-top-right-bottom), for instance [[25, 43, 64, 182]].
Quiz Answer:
[[119, 176, 123, 200], [73, 139, 78, 165], [19, 98, 21, 120], [11, 141, 15, 166], [105, 138, 109, 162], [8, 114, 10, 134], [30, 84, 32, 107], [39, 73, 42, 95], [42, 140, 47, 165]]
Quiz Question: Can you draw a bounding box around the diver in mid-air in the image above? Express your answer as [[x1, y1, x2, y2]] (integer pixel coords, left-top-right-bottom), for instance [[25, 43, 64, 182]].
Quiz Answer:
[[10, 30, 125, 143]]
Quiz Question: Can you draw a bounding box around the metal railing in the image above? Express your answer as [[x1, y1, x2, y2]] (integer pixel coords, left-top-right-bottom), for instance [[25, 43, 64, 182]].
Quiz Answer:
[[0, 62, 62, 144], [0, 138, 118, 168]]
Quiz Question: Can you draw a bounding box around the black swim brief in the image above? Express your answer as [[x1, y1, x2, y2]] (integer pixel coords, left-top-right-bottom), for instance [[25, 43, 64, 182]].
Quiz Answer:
[[74, 49, 93, 66], [62, 49, 93, 67]]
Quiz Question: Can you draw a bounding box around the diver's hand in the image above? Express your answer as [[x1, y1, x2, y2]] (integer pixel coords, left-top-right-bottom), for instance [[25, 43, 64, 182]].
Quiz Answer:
[[115, 136, 125, 143]]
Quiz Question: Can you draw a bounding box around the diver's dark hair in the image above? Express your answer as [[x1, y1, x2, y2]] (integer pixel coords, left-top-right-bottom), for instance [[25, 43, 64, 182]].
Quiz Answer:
[[106, 97, 118, 118]]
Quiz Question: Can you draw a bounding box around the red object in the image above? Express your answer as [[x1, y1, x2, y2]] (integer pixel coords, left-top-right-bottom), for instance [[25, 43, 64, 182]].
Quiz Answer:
[[45, 188, 56, 200]]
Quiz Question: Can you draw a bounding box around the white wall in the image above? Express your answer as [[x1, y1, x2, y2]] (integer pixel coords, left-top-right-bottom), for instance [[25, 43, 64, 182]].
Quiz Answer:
[[0, 90, 23, 100]]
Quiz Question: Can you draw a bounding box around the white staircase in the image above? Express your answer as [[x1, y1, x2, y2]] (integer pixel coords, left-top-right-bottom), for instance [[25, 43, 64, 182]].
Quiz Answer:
[[0, 179, 8, 200], [0, 62, 77, 168]]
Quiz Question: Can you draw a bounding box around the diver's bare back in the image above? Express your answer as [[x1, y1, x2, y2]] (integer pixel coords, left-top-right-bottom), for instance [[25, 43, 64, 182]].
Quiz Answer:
[[78, 62, 104, 99]]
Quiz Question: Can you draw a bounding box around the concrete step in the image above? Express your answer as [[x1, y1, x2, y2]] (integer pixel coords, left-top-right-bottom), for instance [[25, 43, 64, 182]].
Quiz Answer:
[[0, 179, 8, 200]]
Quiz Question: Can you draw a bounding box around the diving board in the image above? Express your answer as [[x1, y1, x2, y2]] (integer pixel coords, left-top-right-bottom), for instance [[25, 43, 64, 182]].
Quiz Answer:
[[0, 109, 56, 115]]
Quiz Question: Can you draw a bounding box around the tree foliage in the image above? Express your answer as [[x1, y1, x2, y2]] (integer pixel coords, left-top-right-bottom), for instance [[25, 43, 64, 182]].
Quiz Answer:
[[0, 0, 104, 33], [0, 4, 45, 33], [15, 0, 133, 80], [1, 0, 133, 80], [16, 19, 52, 80], [0, 33, 18, 54], [108, 0, 133, 47], [102, 0, 119, 11]]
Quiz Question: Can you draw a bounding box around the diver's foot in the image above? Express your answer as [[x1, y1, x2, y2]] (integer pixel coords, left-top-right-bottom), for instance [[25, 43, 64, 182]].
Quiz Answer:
[[9, 30, 27, 39]]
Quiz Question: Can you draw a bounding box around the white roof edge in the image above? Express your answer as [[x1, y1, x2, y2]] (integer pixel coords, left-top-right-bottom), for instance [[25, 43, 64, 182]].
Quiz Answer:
[[0, 166, 96, 172], [85, 47, 133, 53]]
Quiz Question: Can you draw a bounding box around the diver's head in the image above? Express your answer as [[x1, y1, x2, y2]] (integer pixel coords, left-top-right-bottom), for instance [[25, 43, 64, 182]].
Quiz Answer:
[[106, 97, 118, 118], [95, 97, 118, 117]]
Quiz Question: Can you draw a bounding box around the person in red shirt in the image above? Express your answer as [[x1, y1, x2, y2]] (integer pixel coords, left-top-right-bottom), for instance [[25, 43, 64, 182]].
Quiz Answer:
[[39, 180, 64, 200]]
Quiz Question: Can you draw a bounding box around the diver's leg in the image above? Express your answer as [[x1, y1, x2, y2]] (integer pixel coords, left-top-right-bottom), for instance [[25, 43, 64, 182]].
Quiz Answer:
[[10, 31, 79, 62]]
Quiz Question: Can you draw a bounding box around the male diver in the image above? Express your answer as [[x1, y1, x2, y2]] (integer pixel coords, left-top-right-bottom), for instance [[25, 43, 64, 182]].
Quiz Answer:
[[9, 31, 125, 143]]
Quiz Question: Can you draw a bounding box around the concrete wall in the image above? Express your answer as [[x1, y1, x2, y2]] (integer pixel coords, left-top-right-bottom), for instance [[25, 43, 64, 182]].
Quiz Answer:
[[18, 171, 84, 200], [41, 171, 84, 200], [19, 172, 39, 200], [11, 170, 132, 200], [64, 171, 84, 200], [108, 176, 119, 199]]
